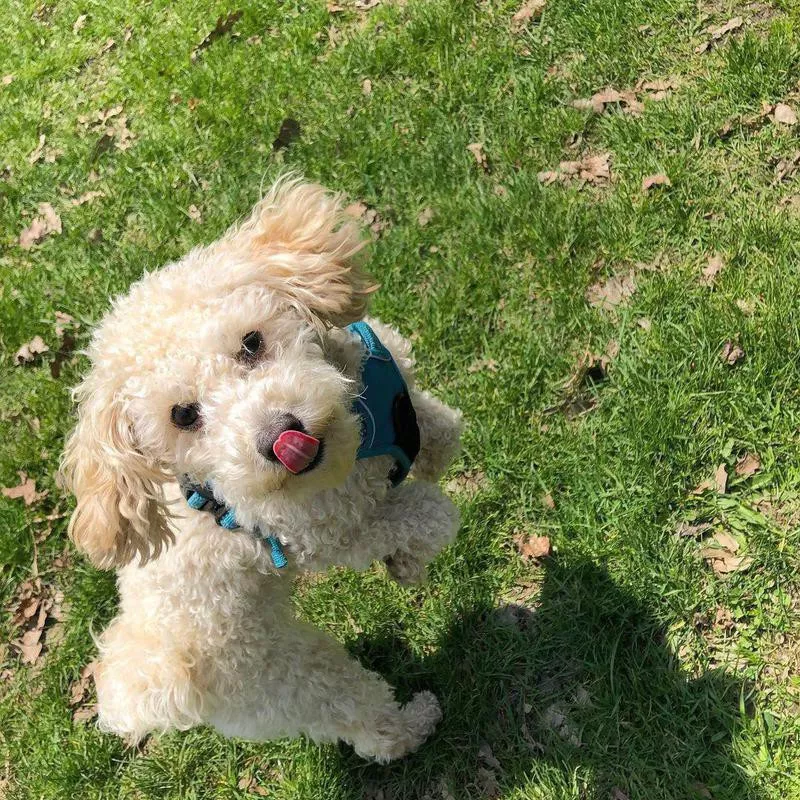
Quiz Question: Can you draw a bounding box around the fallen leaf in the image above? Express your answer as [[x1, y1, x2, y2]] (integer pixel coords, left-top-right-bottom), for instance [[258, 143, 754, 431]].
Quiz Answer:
[[362, 78, 372, 95], [191, 11, 243, 61], [735, 453, 760, 478], [642, 173, 671, 191], [14, 335, 49, 364], [714, 531, 739, 553], [2, 74, 13, 86], [774, 152, 800, 183], [478, 742, 502, 771], [511, 0, 545, 29], [70, 190, 105, 206], [700, 535, 753, 575], [735, 298, 755, 315], [2, 472, 45, 505], [696, 16, 743, 52], [445, 469, 488, 498], [272, 117, 300, 151], [571, 88, 643, 116], [72, 13, 87, 33], [540, 152, 612, 187], [187, 204, 202, 223], [612, 790, 631, 800], [417, 207, 434, 226], [773, 103, 798, 126], [586, 271, 636, 310], [691, 782, 713, 800], [99, 37, 116, 54], [720, 341, 744, 366], [467, 142, 490, 172], [637, 317, 652, 331], [467, 358, 498, 374], [28, 134, 46, 164], [246, 34, 262, 45], [69, 661, 98, 707], [675, 521, 713, 538], [542, 492, 555, 510], [72, 704, 98, 723], [715, 463, 728, 494], [700, 254, 724, 286], [515, 533, 551, 560]]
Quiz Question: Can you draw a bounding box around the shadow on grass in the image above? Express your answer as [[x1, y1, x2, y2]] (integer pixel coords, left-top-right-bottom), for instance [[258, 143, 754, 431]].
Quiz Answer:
[[340, 560, 760, 800]]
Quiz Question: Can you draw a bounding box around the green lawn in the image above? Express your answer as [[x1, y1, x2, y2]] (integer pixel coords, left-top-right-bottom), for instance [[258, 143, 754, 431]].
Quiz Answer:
[[3, 0, 800, 797]]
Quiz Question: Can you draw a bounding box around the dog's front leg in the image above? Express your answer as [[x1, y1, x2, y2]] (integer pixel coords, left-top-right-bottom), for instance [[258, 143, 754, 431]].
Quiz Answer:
[[297, 481, 459, 582], [208, 622, 441, 762]]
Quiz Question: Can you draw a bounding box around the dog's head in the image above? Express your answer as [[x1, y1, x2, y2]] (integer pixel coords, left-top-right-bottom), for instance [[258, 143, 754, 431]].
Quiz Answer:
[[61, 178, 376, 568]]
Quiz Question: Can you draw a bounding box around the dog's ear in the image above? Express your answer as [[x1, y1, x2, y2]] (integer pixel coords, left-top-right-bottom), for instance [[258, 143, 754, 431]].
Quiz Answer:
[[218, 177, 378, 326], [60, 377, 173, 569]]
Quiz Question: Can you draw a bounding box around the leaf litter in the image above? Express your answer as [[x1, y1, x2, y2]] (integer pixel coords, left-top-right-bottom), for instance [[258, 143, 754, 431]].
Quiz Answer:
[[538, 152, 611, 188], [19, 203, 61, 249], [14, 335, 49, 364], [695, 16, 744, 53], [7, 577, 62, 665], [191, 11, 243, 61], [2, 472, 47, 505]]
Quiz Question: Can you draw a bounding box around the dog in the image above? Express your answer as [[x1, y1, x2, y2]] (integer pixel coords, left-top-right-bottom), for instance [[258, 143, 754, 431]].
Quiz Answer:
[[60, 178, 463, 762]]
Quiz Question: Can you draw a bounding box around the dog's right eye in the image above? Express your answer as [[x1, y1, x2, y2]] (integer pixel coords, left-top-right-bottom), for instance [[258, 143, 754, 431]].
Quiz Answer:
[[171, 403, 201, 430], [239, 330, 263, 363]]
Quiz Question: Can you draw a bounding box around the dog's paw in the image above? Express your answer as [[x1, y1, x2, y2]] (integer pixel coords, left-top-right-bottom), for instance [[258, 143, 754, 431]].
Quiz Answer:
[[384, 549, 428, 586], [359, 691, 442, 763]]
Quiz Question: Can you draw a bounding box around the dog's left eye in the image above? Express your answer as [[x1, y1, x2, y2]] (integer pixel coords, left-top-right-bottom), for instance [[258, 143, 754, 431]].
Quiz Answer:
[[171, 403, 201, 430], [239, 330, 263, 362]]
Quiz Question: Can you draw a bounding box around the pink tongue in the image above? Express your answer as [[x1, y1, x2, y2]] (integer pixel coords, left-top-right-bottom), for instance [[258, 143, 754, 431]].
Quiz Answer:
[[273, 429, 320, 474]]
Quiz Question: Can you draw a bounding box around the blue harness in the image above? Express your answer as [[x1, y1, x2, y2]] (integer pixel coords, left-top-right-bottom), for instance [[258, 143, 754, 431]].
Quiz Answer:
[[181, 322, 420, 569]]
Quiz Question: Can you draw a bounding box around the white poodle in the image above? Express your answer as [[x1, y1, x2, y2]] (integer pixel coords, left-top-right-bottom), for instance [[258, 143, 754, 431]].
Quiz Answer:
[[60, 178, 463, 762]]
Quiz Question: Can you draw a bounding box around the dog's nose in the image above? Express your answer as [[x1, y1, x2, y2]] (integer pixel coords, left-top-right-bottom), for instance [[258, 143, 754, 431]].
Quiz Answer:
[[256, 414, 304, 462]]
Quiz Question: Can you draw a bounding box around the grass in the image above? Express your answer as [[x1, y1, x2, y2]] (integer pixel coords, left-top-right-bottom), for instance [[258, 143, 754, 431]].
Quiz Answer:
[[3, 0, 800, 796]]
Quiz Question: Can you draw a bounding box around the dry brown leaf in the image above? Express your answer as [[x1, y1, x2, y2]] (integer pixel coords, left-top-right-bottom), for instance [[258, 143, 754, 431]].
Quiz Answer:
[[637, 317, 652, 331], [362, 78, 372, 95], [735, 298, 755, 315], [700, 254, 724, 286], [715, 463, 728, 494], [191, 11, 243, 61], [735, 453, 761, 478], [70, 190, 105, 206], [511, 0, 545, 29], [445, 469, 488, 498], [475, 767, 501, 799], [187, 204, 202, 223], [700, 540, 753, 575], [642, 173, 671, 191], [14, 335, 49, 364], [417, 207, 434, 226], [714, 531, 739, 553], [72, 13, 87, 33], [69, 661, 98, 707], [28, 134, 46, 164], [345, 201, 368, 219], [720, 341, 744, 366], [516, 533, 551, 560], [586, 271, 636, 310], [2, 472, 43, 505], [696, 16, 744, 52], [612, 790, 631, 800], [571, 88, 643, 116], [467, 358, 498, 374], [773, 103, 798, 126], [19, 202, 62, 249], [467, 142, 490, 172], [478, 742, 502, 771], [675, 521, 713, 538], [2, 74, 13, 86], [540, 152, 612, 188], [542, 492, 555, 510]]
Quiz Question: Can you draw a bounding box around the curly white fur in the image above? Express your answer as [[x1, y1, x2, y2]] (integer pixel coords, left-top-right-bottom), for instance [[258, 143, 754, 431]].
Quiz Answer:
[[60, 178, 463, 761]]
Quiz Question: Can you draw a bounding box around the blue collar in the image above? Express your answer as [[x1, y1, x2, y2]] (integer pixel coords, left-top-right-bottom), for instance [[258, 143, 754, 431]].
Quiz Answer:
[[181, 322, 420, 569]]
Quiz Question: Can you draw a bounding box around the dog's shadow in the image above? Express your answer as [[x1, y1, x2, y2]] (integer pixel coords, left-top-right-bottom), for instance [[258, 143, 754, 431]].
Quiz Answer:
[[337, 559, 761, 800]]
